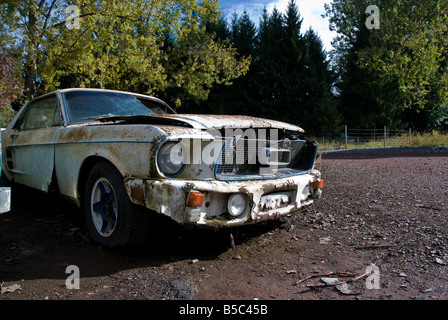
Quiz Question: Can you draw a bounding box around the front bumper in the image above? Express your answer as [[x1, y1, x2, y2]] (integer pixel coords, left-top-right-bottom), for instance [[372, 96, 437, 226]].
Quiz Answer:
[[124, 169, 322, 228]]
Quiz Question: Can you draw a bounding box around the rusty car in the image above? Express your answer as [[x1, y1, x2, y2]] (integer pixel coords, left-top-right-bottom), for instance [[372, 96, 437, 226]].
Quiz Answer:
[[1, 89, 323, 248]]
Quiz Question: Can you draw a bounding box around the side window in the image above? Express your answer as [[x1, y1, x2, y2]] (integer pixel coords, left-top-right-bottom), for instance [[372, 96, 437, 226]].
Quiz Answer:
[[16, 95, 62, 131]]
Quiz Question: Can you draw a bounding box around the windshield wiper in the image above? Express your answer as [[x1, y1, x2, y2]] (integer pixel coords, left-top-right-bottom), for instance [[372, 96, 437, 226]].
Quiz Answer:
[[82, 114, 193, 127], [82, 115, 132, 122]]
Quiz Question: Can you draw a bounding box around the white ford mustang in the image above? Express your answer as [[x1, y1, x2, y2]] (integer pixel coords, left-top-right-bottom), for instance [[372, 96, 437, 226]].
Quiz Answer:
[[1, 89, 323, 248]]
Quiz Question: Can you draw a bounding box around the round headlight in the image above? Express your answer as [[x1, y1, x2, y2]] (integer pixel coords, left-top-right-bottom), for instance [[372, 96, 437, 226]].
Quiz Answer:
[[157, 142, 184, 176], [227, 193, 247, 217]]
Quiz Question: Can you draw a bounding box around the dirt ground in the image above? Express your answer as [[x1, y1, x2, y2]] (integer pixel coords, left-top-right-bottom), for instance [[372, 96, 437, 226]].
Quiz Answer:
[[1, 147, 447, 303]]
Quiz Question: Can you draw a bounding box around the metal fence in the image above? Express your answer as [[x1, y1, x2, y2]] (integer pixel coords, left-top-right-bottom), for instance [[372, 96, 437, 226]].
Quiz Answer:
[[308, 126, 412, 150]]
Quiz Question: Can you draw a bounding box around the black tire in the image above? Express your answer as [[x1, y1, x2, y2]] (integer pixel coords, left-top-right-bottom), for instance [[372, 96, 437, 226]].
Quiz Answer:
[[0, 171, 11, 187], [83, 161, 151, 248]]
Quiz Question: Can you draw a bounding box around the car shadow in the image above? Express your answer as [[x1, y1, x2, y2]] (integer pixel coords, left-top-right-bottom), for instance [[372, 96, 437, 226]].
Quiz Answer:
[[0, 186, 283, 282]]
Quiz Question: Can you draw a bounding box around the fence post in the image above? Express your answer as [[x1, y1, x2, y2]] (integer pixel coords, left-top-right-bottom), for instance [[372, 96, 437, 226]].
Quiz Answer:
[[384, 126, 387, 148], [409, 128, 412, 145], [345, 125, 348, 149]]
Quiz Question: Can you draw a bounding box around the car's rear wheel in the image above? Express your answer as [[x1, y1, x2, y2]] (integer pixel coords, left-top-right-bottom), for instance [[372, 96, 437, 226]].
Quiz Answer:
[[84, 161, 151, 248]]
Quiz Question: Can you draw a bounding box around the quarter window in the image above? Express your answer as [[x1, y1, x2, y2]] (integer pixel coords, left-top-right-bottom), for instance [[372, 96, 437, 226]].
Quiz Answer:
[[16, 95, 62, 131]]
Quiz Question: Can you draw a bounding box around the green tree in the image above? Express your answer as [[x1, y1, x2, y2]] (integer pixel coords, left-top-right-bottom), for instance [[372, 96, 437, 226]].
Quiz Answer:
[[204, 1, 339, 132], [0, 0, 62, 99], [280, 0, 307, 125], [193, 9, 256, 115], [0, 45, 23, 126], [326, 0, 448, 129], [254, 0, 333, 129], [335, 16, 403, 129], [301, 29, 341, 132], [0, 0, 250, 108], [254, 7, 286, 120], [226, 9, 257, 115], [231, 10, 257, 58]]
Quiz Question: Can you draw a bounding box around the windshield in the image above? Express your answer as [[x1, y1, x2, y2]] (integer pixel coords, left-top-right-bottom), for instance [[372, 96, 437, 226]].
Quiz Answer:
[[63, 91, 171, 124]]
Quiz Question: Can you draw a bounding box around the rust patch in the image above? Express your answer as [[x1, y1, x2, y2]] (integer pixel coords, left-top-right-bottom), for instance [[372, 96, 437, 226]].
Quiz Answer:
[[60, 126, 89, 142]]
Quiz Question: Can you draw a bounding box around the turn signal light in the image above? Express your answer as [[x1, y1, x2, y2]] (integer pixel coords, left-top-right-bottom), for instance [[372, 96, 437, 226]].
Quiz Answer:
[[314, 180, 324, 189], [130, 187, 145, 202], [187, 191, 205, 207]]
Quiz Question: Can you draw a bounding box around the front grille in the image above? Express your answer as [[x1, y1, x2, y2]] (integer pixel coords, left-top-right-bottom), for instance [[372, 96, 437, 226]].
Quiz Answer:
[[214, 137, 316, 180]]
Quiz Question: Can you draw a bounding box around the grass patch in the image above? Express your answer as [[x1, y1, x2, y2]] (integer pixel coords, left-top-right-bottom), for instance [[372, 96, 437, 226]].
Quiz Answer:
[[313, 131, 448, 150], [407, 131, 448, 147]]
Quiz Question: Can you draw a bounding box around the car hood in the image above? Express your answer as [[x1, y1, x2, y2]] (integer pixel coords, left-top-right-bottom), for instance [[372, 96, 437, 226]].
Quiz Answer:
[[150, 114, 305, 132], [93, 114, 305, 132]]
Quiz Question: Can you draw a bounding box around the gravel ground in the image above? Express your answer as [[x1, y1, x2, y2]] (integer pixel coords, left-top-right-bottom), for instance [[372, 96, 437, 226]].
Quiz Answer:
[[1, 146, 447, 304]]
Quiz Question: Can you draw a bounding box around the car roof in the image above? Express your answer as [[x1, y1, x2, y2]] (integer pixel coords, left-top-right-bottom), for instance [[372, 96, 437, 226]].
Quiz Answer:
[[57, 88, 165, 102], [34, 88, 175, 113]]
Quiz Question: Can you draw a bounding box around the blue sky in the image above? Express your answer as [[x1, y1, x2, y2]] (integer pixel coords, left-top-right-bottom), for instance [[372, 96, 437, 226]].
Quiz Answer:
[[218, 0, 337, 51]]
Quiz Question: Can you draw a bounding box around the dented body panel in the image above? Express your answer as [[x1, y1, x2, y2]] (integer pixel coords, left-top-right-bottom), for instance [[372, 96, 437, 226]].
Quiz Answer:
[[1, 88, 322, 230]]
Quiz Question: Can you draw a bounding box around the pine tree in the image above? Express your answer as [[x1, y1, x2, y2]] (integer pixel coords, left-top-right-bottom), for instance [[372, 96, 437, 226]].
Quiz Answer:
[[230, 10, 258, 115], [196, 10, 256, 115], [253, 7, 285, 120], [302, 29, 341, 132], [197, 1, 341, 133], [281, 0, 306, 125]]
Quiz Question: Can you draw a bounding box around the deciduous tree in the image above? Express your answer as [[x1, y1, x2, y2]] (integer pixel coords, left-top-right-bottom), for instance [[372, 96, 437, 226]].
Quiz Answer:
[[325, 0, 448, 129], [0, 0, 250, 108], [0, 46, 23, 126]]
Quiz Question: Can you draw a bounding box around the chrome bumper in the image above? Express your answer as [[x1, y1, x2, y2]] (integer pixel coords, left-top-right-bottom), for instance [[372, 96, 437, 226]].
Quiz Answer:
[[124, 169, 322, 227]]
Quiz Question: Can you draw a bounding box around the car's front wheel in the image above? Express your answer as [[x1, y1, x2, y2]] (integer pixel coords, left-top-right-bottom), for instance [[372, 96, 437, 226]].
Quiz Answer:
[[84, 161, 151, 248]]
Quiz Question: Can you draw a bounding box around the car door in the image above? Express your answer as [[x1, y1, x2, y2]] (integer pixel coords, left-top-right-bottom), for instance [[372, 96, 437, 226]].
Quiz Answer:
[[5, 94, 63, 192]]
